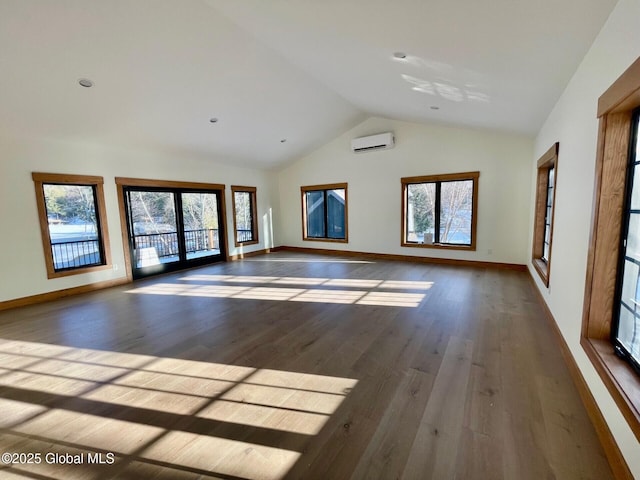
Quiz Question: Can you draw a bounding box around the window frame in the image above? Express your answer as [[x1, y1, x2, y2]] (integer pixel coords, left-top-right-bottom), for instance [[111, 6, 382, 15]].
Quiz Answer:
[[300, 182, 348, 243], [32, 172, 112, 279], [613, 109, 640, 377], [532, 143, 559, 287], [401, 171, 479, 251], [231, 185, 259, 247], [582, 56, 640, 442], [115, 177, 228, 281]]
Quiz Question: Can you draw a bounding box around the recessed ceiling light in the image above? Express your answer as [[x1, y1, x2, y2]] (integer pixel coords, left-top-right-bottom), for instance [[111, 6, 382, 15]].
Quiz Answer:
[[78, 78, 93, 88], [280, 139, 287, 143], [209, 117, 218, 123], [393, 52, 407, 60], [430, 106, 440, 110]]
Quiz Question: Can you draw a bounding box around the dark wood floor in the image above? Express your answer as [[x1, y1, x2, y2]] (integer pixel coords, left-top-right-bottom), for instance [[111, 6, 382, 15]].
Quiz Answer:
[[0, 252, 614, 479]]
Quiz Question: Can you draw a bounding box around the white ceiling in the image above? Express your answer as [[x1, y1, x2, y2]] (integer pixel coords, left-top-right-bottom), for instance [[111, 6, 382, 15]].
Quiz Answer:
[[0, 0, 617, 169]]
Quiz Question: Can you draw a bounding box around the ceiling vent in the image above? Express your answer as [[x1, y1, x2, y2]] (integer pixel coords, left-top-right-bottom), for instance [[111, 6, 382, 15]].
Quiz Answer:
[[351, 132, 395, 153]]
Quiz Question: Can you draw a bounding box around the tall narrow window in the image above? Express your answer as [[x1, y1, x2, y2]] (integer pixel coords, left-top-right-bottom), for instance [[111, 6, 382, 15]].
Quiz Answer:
[[401, 172, 479, 250], [32, 172, 111, 278], [532, 143, 559, 287], [581, 56, 640, 443], [614, 109, 640, 375], [542, 166, 555, 262], [231, 186, 258, 246], [301, 183, 348, 242]]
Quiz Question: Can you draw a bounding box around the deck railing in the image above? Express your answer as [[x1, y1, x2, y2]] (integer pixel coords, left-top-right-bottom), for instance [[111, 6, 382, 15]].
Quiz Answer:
[[52, 229, 223, 270], [133, 228, 219, 259], [236, 229, 253, 243], [184, 228, 219, 253], [51, 239, 101, 270]]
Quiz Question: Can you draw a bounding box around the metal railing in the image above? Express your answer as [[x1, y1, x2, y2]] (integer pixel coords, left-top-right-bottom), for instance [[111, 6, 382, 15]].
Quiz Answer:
[[236, 229, 253, 243], [51, 229, 223, 271], [133, 229, 219, 259], [184, 228, 219, 253], [51, 239, 101, 270], [133, 231, 179, 259]]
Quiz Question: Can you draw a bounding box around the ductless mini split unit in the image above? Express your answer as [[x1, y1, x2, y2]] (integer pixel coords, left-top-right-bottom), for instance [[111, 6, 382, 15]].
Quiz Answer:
[[351, 132, 395, 153]]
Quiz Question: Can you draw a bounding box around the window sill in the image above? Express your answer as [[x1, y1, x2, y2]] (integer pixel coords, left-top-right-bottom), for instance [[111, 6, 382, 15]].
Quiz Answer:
[[302, 237, 348, 244], [47, 263, 111, 280], [401, 241, 475, 252], [234, 239, 259, 248], [532, 258, 550, 287], [581, 337, 640, 441]]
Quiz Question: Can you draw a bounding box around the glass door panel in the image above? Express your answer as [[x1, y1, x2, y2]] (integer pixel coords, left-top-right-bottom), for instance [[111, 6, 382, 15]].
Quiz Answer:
[[181, 192, 220, 260], [123, 186, 225, 279], [126, 190, 179, 270]]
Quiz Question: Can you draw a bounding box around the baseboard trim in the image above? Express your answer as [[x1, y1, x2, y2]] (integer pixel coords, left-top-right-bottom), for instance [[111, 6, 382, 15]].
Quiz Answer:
[[0, 249, 286, 311], [228, 247, 283, 261], [527, 270, 633, 480], [0, 277, 131, 312], [276, 245, 526, 271]]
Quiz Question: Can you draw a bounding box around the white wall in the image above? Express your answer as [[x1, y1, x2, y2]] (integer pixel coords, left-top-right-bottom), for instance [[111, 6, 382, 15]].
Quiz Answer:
[[529, 0, 640, 475], [277, 117, 533, 265], [0, 134, 279, 303]]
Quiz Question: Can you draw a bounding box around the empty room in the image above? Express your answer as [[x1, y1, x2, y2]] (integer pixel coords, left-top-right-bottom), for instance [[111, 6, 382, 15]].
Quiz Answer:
[[1, 0, 640, 479]]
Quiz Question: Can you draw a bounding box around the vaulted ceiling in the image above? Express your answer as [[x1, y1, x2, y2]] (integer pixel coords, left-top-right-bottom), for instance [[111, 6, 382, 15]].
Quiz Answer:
[[0, 0, 617, 169]]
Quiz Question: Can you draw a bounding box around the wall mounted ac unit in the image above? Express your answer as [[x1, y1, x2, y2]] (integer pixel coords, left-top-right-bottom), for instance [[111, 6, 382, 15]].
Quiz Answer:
[[351, 132, 395, 153]]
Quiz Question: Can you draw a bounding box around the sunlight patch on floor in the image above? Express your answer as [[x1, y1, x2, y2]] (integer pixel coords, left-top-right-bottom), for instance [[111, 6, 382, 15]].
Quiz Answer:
[[0, 339, 358, 480], [141, 430, 301, 480], [179, 274, 433, 291], [243, 257, 374, 264], [197, 400, 329, 435], [129, 273, 432, 308]]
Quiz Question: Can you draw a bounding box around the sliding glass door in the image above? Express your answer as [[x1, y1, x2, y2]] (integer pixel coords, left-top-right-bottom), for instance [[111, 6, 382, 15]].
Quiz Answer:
[[123, 187, 225, 278]]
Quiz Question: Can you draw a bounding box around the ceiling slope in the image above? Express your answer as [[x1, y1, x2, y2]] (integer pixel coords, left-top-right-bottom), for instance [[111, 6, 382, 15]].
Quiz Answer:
[[208, 0, 617, 135], [0, 0, 363, 169], [0, 0, 617, 169]]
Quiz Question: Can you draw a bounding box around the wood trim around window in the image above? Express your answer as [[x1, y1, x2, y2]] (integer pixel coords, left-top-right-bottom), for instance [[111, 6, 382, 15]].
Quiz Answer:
[[300, 182, 349, 243], [32, 172, 112, 279], [113, 177, 225, 191], [231, 185, 259, 247], [400, 171, 479, 251], [582, 56, 640, 442], [531, 143, 559, 287]]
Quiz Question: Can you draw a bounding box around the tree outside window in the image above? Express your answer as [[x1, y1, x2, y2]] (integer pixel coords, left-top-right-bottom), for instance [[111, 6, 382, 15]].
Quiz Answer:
[[32, 172, 111, 278], [402, 172, 478, 250], [231, 186, 258, 246]]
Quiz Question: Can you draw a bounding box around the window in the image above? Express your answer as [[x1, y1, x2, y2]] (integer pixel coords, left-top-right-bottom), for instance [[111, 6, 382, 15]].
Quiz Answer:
[[614, 109, 640, 376], [301, 183, 348, 242], [401, 172, 479, 250], [32, 172, 111, 278], [532, 143, 559, 286], [231, 186, 258, 246], [582, 56, 640, 441]]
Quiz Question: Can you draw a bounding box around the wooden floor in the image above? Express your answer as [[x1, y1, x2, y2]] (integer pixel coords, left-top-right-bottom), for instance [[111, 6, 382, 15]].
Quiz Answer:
[[0, 252, 614, 480]]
